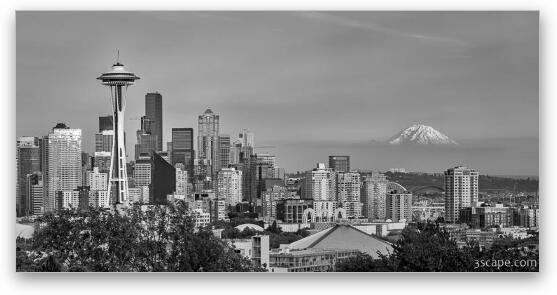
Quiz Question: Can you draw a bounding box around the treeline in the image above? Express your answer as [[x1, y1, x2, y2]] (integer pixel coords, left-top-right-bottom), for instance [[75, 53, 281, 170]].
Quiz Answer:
[[336, 222, 539, 272], [16, 202, 266, 272]]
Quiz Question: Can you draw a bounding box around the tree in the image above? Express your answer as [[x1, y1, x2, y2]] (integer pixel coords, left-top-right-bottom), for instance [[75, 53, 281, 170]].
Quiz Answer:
[[17, 201, 266, 272]]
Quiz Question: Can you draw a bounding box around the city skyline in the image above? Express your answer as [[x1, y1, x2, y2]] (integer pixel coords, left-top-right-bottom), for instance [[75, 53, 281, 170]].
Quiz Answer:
[[16, 11, 538, 175]]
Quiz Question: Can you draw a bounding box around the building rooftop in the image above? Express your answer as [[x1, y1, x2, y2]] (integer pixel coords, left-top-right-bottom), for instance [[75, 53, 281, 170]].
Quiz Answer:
[[286, 224, 393, 258]]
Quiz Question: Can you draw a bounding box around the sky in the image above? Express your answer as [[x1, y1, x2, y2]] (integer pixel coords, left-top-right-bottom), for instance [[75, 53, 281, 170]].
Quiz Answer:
[[16, 11, 539, 175]]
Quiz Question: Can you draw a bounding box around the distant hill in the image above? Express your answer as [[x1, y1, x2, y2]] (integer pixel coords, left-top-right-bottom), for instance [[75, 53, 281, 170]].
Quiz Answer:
[[385, 172, 538, 193]]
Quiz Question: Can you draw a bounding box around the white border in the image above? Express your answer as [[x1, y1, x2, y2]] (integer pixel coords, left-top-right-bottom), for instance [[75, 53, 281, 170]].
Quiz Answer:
[[2, 1, 554, 295]]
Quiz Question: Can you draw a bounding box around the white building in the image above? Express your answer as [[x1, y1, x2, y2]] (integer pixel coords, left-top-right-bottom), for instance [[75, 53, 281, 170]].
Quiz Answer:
[[225, 235, 270, 268], [217, 168, 242, 206], [386, 182, 413, 222], [87, 167, 108, 191], [175, 166, 188, 197], [362, 172, 388, 220], [45, 124, 82, 212], [445, 166, 479, 223], [303, 163, 337, 222], [336, 172, 362, 218], [89, 190, 110, 208], [58, 190, 80, 209], [192, 208, 211, 229]]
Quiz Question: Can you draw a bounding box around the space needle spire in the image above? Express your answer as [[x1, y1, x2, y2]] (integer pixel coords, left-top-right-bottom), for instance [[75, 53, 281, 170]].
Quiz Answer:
[[97, 54, 140, 206]]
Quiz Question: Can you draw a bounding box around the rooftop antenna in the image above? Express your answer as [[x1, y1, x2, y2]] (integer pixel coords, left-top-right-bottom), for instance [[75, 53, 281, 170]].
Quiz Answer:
[[117, 49, 120, 64]]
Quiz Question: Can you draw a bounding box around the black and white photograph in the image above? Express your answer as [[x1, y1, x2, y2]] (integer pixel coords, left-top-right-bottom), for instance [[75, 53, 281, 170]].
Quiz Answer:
[[13, 10, 540, 274]]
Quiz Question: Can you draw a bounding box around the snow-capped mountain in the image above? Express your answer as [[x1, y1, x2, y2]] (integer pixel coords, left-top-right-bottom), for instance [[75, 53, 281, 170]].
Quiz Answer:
[[387, 124, 458, 145]]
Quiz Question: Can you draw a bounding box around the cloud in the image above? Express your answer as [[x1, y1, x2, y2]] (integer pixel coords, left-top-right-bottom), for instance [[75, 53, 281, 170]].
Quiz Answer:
[[297, 12, 469, 47]]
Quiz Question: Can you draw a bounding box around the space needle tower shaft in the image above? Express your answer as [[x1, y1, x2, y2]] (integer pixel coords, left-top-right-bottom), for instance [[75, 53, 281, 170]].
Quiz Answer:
[[97, 55, 140, 205]]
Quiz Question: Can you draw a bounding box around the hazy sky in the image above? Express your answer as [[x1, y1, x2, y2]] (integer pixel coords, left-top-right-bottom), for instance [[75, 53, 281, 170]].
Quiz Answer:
[[16, 11, 539, 174]]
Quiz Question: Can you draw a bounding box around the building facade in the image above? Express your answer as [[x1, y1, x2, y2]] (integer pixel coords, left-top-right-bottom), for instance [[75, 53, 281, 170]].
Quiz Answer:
[[217, 168, 243, 206], [45, 124, 82, 212], [445, 166, 479, 223], [329, 155, 350, 172], [361, 172, 388, 220], [145, 92, 163, 151], [336, 172, 362, 218]]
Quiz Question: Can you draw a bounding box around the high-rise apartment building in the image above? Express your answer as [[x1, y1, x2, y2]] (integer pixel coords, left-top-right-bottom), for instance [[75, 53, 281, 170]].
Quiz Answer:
[[145, 92, 163, 151], [303, 163, 337, 222], [45, 123, 82, 212], [26, 172, 44, 215], [361, 172, 388, 220], [329, 155, 350, 172], [16, 136, 41, 216], [336, 171, 362, 218], [87, 167, 108, 191], [171, 128, 194, 179], [217, 167, 242, 207], [444, 166, 479, 223], [175, 165, 188, 197], [386, 182, 413, 222]]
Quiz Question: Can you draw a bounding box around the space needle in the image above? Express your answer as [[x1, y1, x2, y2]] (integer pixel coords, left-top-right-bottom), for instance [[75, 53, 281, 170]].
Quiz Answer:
[[97, 54, 140, 205]]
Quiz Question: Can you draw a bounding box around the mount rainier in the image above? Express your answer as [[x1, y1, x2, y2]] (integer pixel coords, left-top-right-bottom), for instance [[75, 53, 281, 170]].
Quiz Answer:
[[387, 124, 458, 145]]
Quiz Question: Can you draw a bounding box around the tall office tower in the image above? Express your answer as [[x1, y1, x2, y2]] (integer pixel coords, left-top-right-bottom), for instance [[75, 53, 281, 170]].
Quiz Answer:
[[217, 168, 242, 207], [230, 140, 242, 165], [175, 165, 188, 197], [198, 108, 220, 179], [95, 130, 114, 153], [444, 166, 479, 223], [93, 152, 111, 174], [303, 163, 337, 222], [171, 128, 194, 179], [239, 128, 255, 159], [150, 152, 175, 205], [140, 116, 153, 134], [145, 92, 163, 151], [361, 172, 388, 220], [26, 172, 44, 215], [44, 123, 82, 212], [97, 59, 140, 205], [87, 167, 108, 191], [336, 171, 362, 218], [193, 158, 212, 192], [98, 115, 113, 132], [386, 182, 413, 222], [16, 137, 40, 216], [329, 155, 350, 172], [218, 134, 231, 170], [135, 131, 158, 160], [134, 153, 152, 188]]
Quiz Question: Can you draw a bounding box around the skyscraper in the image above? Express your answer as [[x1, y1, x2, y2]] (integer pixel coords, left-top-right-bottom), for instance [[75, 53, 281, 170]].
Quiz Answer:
[[97, 59, 139, 205], [445, 166, 479, 223], [171, 128, 194, 179], [26, 172, 44, 215], [95, 130, 114, 153], [145, 92, 163, 151], [98, 115, 113, 132], [218, 134, 231, 170], [45, 123, 82, 212], [217, 167, 242, 207], [361, 172, 388, 220], [150, 152, 175, 205], [198, 108, 220, 181], [16, 136, 40, 216], [134, 153, 152, 188], [329, 155, 350, 172], [239, 129, 254, 159], [303, 163, 337, 222], [336, 171, 362, 218], [386, 182, 413, 222]]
